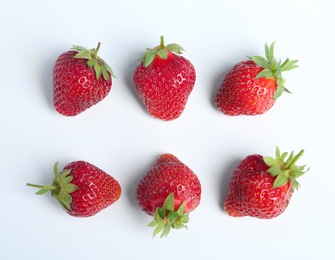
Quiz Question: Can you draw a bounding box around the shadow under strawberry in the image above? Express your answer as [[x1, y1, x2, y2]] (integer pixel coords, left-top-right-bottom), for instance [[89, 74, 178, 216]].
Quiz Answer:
[[123, 58, 149, 115], [126, 155, 160, 209], [219, 158, 241, 212], [31, 48, 58, 111]]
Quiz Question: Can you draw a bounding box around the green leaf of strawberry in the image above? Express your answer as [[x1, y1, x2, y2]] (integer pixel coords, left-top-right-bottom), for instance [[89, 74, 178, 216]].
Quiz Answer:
[[27, 162, 78, 211], [264, 147, 309, 190], [281, 58, 299, 72], [157, 49, 168, 59], [149, 192, 190, 238], [72, 42, 116, 80], [139, 36, 185, 67], [249, 42, 298, 100], [249, 56, 270, 69], [165, 43, 184, 54]]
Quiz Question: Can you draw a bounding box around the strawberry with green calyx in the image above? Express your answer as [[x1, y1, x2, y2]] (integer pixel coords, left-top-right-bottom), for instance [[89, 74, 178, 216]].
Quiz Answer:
[[27, 161, 121, 217], [53, 42, 116, 116], [215, 42, 298, 116], [149, 193, 190, 238], [133, 36, 196, 121], [136, 153, 201, 237], [224, 147, 309, 219]]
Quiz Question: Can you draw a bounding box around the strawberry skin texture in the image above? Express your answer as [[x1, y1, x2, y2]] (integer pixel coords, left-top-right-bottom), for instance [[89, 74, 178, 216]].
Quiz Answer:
[[215, 60, 277, 116], [53, 51, 112, 116], [133, 52, 196, 121], [224, 155, 293, 219], [136, 153, 201, 216], [63, 161, 121, 217]]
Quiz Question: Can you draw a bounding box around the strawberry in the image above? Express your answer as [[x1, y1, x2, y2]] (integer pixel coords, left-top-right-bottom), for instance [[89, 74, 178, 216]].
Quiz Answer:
[[53, 43, 115, 116], [215, 42, 298, 116], [224, 147, 309, 219], [133, 36, 196, 121], [136, 153, 201, 237], [27, 161, 121, 217]]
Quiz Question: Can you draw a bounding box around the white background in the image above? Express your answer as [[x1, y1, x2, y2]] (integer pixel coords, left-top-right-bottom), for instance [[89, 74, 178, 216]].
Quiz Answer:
[[1, 0, 334, 259]]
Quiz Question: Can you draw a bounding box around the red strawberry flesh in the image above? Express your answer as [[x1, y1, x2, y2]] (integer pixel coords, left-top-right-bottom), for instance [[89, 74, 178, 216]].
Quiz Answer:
[[215, 60, 276, 116]]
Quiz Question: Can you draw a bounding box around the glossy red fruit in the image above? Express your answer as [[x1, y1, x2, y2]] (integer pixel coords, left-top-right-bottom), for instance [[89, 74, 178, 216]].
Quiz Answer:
[[133, 36, 196, 121], [27, 161, 121, 217], [215, 42, 298, 116], [136, 153, 201, 237], [53, 43, 115, 116], [224, 147, 308, 219]]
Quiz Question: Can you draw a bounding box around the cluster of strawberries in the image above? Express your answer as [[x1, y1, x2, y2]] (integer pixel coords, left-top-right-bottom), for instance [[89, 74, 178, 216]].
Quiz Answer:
[[27, 37, 309, 238]]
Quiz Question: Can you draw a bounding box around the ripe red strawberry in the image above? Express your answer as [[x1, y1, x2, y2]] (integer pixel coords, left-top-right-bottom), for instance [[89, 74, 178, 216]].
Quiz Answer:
[[53, 43, 115, 116], [136, 153, 201, 237], [27, 161, 121, 217], [224, 147, 309, 219], [133, 36, 196, 121], [215, 42, 298, 116]]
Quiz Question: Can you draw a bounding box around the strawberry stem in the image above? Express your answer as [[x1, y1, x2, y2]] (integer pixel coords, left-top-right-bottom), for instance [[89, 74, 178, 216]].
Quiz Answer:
[[92, 42, 101, 59], [285, 149, 305, 170], [26, 183, 56, 190], [159, 36, 165, 49]]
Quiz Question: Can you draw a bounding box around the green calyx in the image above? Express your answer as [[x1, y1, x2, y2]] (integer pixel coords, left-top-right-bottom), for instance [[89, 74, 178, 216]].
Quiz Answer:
[[148, 192, 190, 238], [26, 162, 78, 211], [248, 42, 298, 99], [263, 147, 309, 190], [139, 36, 185, 67], [72, 42, 116, 81]]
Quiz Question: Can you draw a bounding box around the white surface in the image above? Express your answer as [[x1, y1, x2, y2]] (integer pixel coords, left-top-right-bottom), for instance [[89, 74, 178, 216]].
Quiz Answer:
[[1, 0, 334, 259]]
